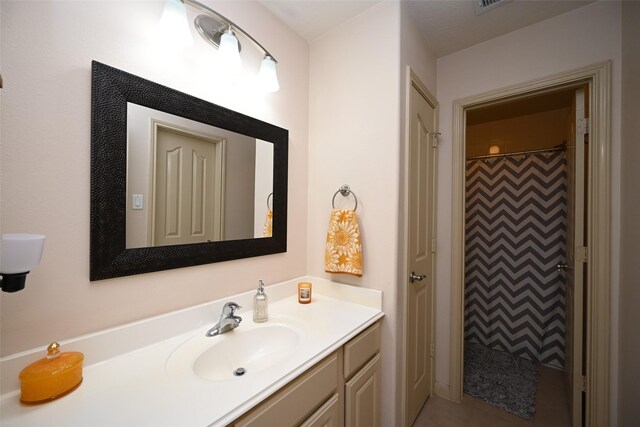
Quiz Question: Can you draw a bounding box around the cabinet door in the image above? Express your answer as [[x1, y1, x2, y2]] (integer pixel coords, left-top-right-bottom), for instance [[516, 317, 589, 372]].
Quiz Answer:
[[301, 393, 342, 427], [345, 354, 381, 427]]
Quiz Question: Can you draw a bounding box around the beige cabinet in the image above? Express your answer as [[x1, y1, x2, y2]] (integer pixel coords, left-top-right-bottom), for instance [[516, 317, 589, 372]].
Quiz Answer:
[[345, 354, 381, 427], [301, 393, 342, 427], [233, 353, 339, 427], [343, 322, 381, 427], [231, 321, 381, 427]]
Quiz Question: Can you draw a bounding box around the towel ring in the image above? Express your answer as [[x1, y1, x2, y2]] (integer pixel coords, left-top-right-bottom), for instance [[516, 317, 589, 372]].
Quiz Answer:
[[332, 185, 358, 211], [267, 193, 273, 210]]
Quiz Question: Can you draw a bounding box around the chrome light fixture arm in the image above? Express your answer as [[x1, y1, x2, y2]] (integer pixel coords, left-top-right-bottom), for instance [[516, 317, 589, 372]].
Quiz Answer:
[[182, 0, 278, 63]]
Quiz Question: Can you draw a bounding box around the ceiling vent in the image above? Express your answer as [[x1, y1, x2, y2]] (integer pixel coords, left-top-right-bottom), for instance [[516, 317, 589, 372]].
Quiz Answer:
[[474, 0, 513, 15]]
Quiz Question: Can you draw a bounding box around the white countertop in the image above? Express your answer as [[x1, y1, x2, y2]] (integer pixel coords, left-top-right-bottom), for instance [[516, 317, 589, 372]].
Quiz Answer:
[[0, 277, 383, 427]]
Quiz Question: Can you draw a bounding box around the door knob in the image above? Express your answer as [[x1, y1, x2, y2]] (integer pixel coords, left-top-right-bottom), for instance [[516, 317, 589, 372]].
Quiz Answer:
[[557, 263, 570, 271], [410, 272, 426, 283]]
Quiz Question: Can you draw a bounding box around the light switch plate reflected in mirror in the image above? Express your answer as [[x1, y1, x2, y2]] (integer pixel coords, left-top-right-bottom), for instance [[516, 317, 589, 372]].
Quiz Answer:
[[132, 194, 144, 210]]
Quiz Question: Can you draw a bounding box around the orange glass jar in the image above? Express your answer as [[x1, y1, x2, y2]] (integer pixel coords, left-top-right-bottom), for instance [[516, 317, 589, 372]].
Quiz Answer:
[[19, 342, 84, 403], [298, 282, 312, 304]]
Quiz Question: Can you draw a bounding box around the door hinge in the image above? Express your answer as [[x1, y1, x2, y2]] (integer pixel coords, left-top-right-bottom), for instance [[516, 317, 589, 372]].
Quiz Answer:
[[431, 239, 436, 253], [430, 344, 435, 358], [581, 375, 587, 392], [576, 246, 588, 263], [432, 132, 441, 148], [577, 118, 589, 135]]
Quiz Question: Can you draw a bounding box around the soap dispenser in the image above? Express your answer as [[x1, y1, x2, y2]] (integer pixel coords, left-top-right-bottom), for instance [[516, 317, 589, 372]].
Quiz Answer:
[[253, 280, 268, 323]]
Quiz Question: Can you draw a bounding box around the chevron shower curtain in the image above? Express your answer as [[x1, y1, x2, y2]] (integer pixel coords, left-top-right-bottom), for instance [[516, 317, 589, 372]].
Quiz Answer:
[[464, 151, 567, 369]]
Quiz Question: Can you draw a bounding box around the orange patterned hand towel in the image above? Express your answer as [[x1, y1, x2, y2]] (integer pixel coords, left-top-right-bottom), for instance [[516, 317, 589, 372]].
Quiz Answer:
[[325, 209, 363, 276], [263, 209, 273, 237]]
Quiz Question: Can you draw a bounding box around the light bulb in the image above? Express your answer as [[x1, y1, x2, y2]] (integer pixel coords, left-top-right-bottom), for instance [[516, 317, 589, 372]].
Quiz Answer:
[[157, 0, 193, 49], [217, 28, 242, 74], [259, 56, 280, 93]]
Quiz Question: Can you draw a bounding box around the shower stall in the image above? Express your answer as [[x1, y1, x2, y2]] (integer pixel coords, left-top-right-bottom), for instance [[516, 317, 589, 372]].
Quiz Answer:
[[464, 148, 568, 369]]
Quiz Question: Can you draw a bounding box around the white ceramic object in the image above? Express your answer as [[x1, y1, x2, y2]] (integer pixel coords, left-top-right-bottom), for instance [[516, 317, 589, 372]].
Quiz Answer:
[[166, 318, 304, 381]]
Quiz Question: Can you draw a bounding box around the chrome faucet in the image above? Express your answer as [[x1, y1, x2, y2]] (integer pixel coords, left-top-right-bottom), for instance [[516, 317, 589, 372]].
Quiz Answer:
[[206, 302, 242, 337]]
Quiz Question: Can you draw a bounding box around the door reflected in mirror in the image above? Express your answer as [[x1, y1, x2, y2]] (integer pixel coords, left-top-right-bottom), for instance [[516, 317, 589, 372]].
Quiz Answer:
[[126, 102, 274, 249]]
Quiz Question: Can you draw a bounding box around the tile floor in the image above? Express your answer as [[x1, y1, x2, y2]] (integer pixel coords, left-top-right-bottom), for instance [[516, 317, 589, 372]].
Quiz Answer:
[[413, 366, 571, 427]]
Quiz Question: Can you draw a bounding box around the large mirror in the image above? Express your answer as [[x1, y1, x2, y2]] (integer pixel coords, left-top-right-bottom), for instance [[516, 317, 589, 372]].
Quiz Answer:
[[90, 61, 288, 280]]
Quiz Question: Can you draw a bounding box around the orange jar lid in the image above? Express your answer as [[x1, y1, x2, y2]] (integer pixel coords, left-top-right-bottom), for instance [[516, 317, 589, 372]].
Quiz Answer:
[[19, 342, 84, 403]]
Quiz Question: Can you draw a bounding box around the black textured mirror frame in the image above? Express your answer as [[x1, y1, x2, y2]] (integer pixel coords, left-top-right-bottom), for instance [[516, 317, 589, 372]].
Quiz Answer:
[[90, 61, 288, 281]]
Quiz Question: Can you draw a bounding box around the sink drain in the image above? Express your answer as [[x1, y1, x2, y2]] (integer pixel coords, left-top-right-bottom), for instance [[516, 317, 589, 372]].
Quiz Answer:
[[233, 367, 246, 376]]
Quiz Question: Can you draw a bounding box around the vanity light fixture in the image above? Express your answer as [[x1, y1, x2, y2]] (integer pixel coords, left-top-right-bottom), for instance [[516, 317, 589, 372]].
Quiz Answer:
[[160, 0, 280, 92], [157, 0, 193, 48], [259, 55, 280, 93], [217, 26, 243, 74], [0, 234, 46, 293]]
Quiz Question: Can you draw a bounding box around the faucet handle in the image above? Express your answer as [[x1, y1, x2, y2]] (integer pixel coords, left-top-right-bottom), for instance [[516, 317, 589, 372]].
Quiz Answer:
[[222, 302, 241, 316]]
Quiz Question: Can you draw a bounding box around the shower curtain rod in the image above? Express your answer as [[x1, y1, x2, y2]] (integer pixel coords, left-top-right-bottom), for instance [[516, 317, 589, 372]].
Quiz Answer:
[[466, 146, 566, 161]]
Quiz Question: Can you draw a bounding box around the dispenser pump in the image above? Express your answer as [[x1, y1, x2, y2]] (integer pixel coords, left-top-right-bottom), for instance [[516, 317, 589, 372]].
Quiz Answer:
[[253, 280, 268, 323]]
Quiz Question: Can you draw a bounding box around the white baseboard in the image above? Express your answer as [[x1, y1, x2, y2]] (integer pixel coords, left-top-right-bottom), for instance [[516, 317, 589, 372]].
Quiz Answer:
[[434, 381, 451, 400]]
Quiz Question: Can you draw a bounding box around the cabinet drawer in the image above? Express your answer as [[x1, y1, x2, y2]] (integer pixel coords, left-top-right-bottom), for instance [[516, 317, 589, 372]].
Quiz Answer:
[[344, 322, 381, 380], [300, 393, 342, 427], [234, 352, 338, 427]]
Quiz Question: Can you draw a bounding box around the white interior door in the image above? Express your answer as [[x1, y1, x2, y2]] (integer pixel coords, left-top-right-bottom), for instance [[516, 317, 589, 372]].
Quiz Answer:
[[152, 126, 224, 246], [406, 83, 437, 426], [565, 87, 587, 427]]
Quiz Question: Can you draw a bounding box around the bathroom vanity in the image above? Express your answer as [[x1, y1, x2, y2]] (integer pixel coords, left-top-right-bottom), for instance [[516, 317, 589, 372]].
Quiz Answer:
[[232, 322, 381, 427], [0, 277, 383, 427]]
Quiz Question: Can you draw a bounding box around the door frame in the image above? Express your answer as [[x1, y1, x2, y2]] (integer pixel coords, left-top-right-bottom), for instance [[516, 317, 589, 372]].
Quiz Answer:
[[400, 67, 439, 427], [449, 61, 611, 426]]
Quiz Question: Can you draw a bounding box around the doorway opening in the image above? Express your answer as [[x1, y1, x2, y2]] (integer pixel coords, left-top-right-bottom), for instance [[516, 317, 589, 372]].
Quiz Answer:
[[463, 87, 581, 424], [449, 62, 611, 427]]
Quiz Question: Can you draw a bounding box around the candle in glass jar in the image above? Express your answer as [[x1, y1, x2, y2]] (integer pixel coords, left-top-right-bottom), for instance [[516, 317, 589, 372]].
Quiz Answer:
[[298, 282, 312, 304]]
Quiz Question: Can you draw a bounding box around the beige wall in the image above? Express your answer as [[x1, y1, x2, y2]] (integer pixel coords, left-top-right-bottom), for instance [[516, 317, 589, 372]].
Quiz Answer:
[[618, 1, 640, 425], [466, 108, 570, 158], [307, 3, 437, 424], [0, 0, 309, 356], [308, 2, 403, 425], [436, 2, 622, 424]]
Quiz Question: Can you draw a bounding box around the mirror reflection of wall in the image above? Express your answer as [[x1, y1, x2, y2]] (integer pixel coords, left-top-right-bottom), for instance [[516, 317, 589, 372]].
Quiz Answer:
[[254, 140, 274, 238], [126, 102, 273, 249]]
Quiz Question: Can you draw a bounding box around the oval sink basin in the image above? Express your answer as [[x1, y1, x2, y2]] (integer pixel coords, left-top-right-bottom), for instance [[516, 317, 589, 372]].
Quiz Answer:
[[166, 320, 303, 382], [194, 325, 300, 381]]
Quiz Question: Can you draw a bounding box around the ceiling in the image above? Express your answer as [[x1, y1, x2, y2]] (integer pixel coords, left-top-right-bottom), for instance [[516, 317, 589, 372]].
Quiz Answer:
[[259, 0, 594, 57], [258, 0, 382, 42], [466, 88, 574, 126]]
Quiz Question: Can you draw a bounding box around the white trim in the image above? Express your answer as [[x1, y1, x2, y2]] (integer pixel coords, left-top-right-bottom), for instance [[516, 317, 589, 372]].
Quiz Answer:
[[434, 381, 450, 400], [449, 61, 611, 425]]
